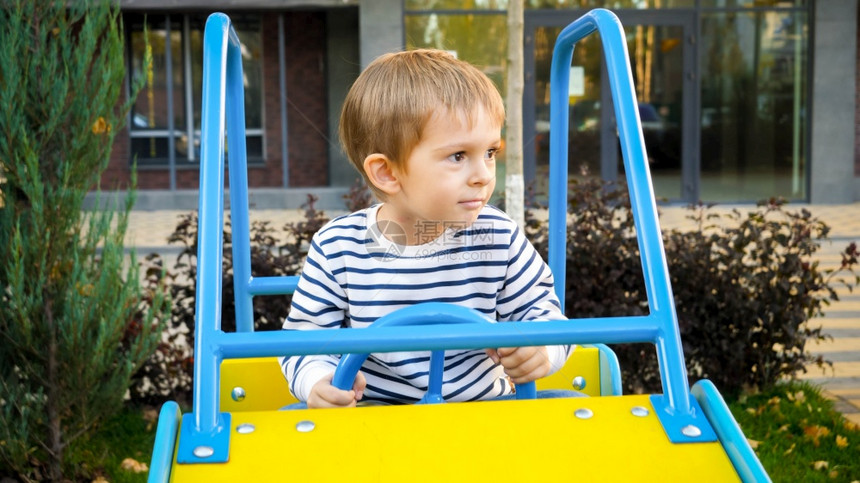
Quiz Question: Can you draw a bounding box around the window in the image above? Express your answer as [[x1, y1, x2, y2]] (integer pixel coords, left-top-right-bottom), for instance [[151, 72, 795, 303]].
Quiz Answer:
[[126, 13, 264, 167]]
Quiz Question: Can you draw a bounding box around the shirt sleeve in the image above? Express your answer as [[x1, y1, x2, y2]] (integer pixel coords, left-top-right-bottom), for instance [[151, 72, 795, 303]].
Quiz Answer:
[[279, 235, 347, 402], [496, 223, 573, 374]]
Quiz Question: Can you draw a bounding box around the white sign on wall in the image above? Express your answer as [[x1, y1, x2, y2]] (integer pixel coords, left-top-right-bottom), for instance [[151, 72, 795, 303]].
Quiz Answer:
[[569, 66, 585, 97]]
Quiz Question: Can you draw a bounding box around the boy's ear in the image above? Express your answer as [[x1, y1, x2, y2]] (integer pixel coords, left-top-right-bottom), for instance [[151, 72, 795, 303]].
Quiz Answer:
[[363, 153, 401, 196]]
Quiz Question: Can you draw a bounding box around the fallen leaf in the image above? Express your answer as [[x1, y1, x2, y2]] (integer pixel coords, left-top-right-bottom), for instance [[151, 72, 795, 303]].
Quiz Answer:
[[767, 396, 781, 406], [747, 439, 760, 449], [778, 424, 790, 432], [120, 457, 149, 473], [829, 470, 839, 479], [813, 460, 829, 471], [804, 424, 831, 445], [835, 435, 848, 448], [783, 443, 796, 455], [92, 477, 109, 483], [142, 407, 159, 422]]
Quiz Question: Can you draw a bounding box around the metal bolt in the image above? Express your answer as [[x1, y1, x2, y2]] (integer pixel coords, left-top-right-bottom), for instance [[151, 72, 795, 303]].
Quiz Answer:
[[192, 446, 214, 458], [631, 406, 649, 417], [296, 420, 315, 432], [681, 425, 702, 438], [574, 408, 593, 419], [236, 423, 255, 434], [571, 376, 586, 391], [231, 386, 246, 402]]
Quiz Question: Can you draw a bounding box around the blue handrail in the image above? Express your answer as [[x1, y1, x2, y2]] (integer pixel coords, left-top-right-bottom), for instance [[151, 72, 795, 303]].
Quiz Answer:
[[547, 9, 691, 419], [177, 8, 713, 466]]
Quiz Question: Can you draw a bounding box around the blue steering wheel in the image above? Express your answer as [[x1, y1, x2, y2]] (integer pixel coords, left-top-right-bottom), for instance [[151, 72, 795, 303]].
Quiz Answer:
[[331, 303, 537, 404]]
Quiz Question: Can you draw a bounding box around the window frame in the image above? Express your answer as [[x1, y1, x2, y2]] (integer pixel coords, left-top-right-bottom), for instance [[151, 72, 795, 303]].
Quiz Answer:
[[125, 12, 265, 173]]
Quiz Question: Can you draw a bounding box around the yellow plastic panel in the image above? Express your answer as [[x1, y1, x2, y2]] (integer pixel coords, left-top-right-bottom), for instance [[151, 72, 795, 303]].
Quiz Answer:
[[221, 347, 603, 413], [537, 346, 601, 396], [220, 358, 298, 412], [170, 395, 740, 482]]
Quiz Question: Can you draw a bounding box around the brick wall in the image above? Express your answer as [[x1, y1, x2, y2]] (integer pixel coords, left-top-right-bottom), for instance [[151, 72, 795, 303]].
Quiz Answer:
[[103, 78, 132, 189], [261, 15, 285, 187], [284, 11, 329, 187], [103, 11, 330, 190]]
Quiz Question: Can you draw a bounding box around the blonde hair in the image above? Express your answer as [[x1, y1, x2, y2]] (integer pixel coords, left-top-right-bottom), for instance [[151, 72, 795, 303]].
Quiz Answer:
[[339, 49, 505, 197]]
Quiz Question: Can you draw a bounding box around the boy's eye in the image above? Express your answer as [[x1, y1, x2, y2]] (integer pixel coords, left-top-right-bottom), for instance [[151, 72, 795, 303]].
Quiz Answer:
[[448, 152, 466, 163], [485, 148, 498, 160]]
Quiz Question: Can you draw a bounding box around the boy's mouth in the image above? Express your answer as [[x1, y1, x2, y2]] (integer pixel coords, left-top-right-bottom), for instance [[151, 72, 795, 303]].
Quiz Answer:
[[459, 198, 486, 209]]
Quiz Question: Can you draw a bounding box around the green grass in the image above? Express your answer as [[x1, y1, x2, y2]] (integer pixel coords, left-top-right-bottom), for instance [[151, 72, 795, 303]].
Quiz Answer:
[[729, 381, 860, 482], [65, 405, 157, 482]]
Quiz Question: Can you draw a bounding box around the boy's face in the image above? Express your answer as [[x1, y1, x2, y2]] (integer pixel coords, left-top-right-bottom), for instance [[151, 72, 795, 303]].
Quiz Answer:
[[381, 106, 501, 243]]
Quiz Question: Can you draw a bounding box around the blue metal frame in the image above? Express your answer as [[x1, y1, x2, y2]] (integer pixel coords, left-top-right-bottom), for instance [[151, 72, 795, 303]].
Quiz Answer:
[[692, 380, 771, 482], [147, 401, 180, 483], [593, 343, 622, 396], [176, 13, 299, 464], [160, 9, 766, 481], [547, 8, 711, 443]]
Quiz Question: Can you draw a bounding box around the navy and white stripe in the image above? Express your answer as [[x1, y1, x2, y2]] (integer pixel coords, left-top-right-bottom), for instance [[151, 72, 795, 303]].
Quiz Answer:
[[280, 204, 572, 403]]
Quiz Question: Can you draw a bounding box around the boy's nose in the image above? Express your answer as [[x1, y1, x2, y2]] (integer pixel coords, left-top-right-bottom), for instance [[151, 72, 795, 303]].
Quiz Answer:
[[469, 159, 494, 186]]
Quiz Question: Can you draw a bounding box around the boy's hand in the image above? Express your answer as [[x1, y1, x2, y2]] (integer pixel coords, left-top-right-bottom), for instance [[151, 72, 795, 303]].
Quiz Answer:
[[307, 372, 366, 409], [485, 346, 551, 384]]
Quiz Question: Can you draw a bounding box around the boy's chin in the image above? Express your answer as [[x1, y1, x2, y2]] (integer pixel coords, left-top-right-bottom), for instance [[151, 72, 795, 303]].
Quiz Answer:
[[461, 212, 482, 227]]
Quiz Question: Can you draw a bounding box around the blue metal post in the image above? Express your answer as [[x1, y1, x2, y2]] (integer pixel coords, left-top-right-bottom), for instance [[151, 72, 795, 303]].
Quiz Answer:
[[547, 9, 694, 432], [176, 13, 238, 463], [225, 24, 255, 334]]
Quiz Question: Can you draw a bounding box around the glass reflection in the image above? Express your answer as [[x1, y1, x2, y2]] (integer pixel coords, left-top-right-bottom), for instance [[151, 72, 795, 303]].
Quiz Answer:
[[405, 13, 508, 91], [700, 0, 805, 7], [527, 0, 694, 8], [700, 11, 808, 201], [533, 26, 603, 186], [129, 15, 184, 133], [406, 0, 508, 9], [620, 24, 684, 200]]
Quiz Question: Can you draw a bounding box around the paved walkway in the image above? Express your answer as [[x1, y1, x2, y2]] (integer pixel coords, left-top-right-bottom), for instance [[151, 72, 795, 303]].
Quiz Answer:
[[125, 202, 860, 423]]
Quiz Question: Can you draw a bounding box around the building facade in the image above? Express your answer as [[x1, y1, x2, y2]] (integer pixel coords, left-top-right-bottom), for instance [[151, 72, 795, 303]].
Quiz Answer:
[[109, 0, 859, 209]]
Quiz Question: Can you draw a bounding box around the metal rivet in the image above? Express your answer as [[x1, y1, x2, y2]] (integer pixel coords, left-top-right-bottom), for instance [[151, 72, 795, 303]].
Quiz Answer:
[[236, 423, 255, 434], [571, 376, 586, 391], [296, 420, 315, 432], [192, 446, 214, 458], [574, 408, 593, 419], [231, 387, 246, 402], [682, 425, 702, 437], [631, 406, 649, 417]]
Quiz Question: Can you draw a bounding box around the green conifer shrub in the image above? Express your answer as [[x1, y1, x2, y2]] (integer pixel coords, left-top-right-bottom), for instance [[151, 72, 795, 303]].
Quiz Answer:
[[0, 1, 169, 479]]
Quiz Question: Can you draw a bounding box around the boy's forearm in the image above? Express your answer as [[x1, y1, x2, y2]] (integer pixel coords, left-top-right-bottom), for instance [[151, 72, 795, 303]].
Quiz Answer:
[[285, 357, 338, 402]]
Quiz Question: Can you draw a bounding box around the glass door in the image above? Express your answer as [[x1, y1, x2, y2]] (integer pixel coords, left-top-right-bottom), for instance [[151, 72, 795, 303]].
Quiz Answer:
[[525, 11, 696, 202]]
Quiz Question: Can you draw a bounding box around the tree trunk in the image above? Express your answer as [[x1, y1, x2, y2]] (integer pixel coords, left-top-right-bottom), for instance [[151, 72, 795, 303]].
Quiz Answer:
[[45, 301, 63, 481], [505, 0, 525, 229]]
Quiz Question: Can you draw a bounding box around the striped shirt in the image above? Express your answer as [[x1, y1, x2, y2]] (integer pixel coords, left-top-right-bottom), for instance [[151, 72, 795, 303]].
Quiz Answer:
[[280, 204, 572, 403]]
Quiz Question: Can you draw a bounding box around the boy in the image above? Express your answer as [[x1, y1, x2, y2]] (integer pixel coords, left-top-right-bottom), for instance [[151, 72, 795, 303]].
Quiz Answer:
[[281, 49, 572, 408]]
